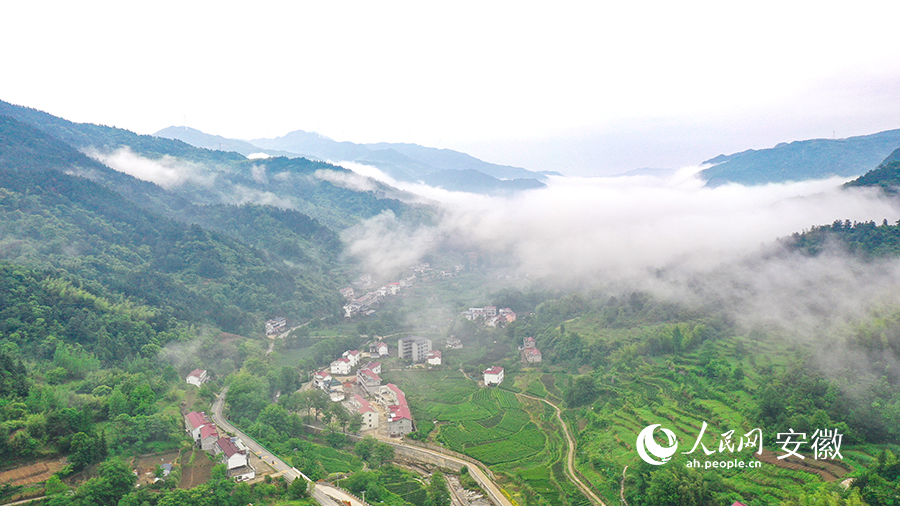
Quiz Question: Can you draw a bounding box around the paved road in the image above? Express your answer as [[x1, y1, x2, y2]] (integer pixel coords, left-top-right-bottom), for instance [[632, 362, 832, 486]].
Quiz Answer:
[[212, 389, 348, 506], [517, 392, 607, 506]]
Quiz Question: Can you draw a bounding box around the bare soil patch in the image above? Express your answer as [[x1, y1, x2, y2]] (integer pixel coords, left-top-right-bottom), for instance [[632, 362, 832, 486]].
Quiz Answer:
[[179, 449, 215, 489], [131, 450, 180, 487], [754, 449, 851, 481], [0, 458, 67, 486]]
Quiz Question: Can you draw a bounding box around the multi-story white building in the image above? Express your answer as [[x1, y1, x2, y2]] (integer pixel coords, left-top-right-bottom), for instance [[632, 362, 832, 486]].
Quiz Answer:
[[398, 336, 432, 363]]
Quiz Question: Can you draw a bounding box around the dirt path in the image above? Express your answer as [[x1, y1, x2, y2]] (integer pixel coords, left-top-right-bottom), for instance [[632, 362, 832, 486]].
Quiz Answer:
[[516, 392, 607, 506]]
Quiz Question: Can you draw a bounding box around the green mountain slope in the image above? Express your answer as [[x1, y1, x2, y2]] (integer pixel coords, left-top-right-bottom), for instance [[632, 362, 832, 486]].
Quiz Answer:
[[843, 147, 900, 193], [700, 129, 900, 186], [0, 115, 341, 333], [1, 100, 428, 231]]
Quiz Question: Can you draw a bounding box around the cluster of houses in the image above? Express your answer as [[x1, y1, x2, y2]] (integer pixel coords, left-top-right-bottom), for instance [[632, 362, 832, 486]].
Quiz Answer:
[[461, 306, 517, 327], [184, 411, 255, 481], [341, 263, 468, 319], [265, 317, 287, 336], [341, 277, 414, 319], [519, 337, 542, 363], [309, 343, 417, 437]]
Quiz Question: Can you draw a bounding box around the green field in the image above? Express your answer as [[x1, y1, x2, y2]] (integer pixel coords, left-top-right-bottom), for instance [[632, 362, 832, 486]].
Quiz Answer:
[[383, 369, 579, 504]]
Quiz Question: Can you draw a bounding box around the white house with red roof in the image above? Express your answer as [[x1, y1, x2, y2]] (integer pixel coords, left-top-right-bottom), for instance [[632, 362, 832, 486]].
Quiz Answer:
[[484, 366, 504, 386], [350, 394, 379, 430], [214, 437, 248, 469], [343, 349, 362, 367], [426, 350, 442, 366], [313, 370, 332, 390], [362, 361, 382, 374], [383, 384, 414, 437], [331, 357, 352, 375], [376, 342, 389, 357], [198, 424, 220, 451], [185, 369, 208, 387], [184, 411, 213, 440]]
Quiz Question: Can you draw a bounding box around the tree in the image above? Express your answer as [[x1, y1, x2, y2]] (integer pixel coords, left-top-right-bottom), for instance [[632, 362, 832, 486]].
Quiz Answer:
[[355, 435, 377, 461], [372, 442, 395, 468], [289, 477, 309, 499], [565, 375, 599, 407], [426, 471, 451, 506], [45, 475, 68, 496]]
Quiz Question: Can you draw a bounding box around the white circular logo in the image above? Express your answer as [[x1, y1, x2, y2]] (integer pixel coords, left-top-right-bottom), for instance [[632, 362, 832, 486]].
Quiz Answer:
[[636, 424, 679, 465]]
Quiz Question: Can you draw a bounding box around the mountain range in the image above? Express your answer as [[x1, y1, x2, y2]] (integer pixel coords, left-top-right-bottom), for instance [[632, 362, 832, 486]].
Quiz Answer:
[[700, 129, 900, 186], [155, 126, 556, 195]]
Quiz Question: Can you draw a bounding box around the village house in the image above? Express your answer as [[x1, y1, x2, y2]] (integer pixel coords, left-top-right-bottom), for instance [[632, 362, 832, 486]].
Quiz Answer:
[[340, 287, 355, 299], [350, 394, 379, 430], [198, 424, 220, 452], [379, 383, 414, 437], [357, 367, 382, 394], [313, 370, 332, 390], [426, 350, 442, 366], [343, 350, 362, 367], [484, 366, 505, 386], [362, 361, 382, 374], [446, 337, 463, 349], [214, 437, 256, 481], [265, 317, 287, 336], [330, 358, 352, 376], [184, 411, 213, 440], [185, 369, 208, 388], [398, 336, 432, 362], [524, 348, 542, 363], [520, 337, 542, 363]]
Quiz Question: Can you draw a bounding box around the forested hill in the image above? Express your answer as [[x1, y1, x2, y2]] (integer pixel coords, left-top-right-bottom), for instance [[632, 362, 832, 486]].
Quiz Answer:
[[844, 147, 900, 193], [699, 129, 900, 187], [0, 99, 433, 231], [0, 114, 342, 334], [784, 219, 900, 257]]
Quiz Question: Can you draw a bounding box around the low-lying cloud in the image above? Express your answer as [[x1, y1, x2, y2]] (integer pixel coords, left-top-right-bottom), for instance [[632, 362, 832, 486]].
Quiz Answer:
[[87, 146, 217, 189], [341, 163, 899, 281]]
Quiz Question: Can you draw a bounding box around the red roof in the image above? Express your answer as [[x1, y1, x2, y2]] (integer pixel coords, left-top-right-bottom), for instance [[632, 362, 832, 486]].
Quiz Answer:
[[427, 350, 442, 358], [388, 403, 412, 421], [315, 370, 330, 378], [187, 369, 206, 379], [200, 424, 219, 439], [359, 368, 382, 382], [484, 366, 504, 375], [353, 394, 375, 413], [216, 437, 243, 458], [186, 411, 211, 429]]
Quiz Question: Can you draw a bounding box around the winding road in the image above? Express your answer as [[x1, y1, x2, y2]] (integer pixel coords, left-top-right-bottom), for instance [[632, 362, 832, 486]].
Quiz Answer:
[[516, 392, 607, 506], [212, 388, 366, 506]]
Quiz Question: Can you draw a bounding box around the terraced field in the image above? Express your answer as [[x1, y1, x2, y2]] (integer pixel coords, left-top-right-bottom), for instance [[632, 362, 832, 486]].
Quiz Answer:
[[384, 369, 580, 505]]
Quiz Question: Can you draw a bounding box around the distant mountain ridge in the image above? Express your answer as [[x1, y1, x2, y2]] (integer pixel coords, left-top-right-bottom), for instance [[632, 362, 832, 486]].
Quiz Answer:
[[699, 129, 900, 187], [156, 125, 550, 194]]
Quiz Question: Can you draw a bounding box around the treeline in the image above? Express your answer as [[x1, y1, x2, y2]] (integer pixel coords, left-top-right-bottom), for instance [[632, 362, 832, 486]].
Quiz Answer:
[[786, 219, 900, 257]]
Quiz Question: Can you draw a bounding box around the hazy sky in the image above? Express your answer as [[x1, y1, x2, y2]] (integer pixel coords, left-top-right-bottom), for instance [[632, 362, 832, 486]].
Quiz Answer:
[[3, 1, 900, 175]]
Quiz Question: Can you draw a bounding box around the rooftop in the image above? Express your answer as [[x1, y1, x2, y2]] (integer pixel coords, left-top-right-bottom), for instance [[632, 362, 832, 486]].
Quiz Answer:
[[186, 411, 211, 429], [216, 437, 244, 457], [484, 366, 504, 375]]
